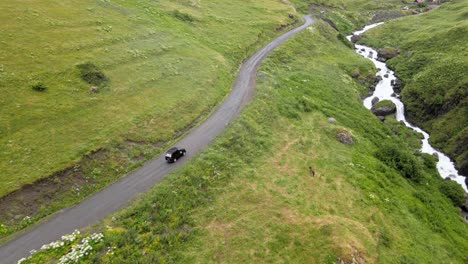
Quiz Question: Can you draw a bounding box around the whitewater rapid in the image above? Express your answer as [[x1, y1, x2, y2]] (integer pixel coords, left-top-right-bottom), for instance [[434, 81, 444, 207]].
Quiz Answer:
[[348, 23, 467, 191]]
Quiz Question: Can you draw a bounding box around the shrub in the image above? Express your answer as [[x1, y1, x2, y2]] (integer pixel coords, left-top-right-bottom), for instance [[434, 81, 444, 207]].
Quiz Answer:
[[439, 180, 465, 207], [337, 33, 353, 49], [76, 62, 109, 86], [172, 10, 194, 23], [31, 83, 47, 92], [375, 141, 424, 182]]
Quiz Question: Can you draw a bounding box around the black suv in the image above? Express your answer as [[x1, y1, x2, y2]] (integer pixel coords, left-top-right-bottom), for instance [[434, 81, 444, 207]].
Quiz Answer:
[[165, 147, 186, 163]]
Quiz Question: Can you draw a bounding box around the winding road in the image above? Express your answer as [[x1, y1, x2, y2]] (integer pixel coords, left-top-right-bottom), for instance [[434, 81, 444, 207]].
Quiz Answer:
[[0, 15, 314, 264]]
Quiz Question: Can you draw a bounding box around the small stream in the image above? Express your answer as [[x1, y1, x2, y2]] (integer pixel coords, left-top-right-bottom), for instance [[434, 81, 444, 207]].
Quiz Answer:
[[348, 23, 467, 191]]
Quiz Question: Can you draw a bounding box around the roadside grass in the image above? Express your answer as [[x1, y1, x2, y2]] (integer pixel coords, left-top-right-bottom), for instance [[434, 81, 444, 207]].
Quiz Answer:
[[358, 0, 468, 175], [0, 0, 296, 197], [24, 21, 468, 263]]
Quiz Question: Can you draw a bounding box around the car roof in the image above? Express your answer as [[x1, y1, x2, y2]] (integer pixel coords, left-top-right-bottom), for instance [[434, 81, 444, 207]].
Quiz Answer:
[[166, 147, 179, 154]]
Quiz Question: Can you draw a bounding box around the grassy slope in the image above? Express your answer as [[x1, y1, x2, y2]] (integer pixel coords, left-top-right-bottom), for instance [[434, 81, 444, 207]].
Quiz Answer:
[[26, 21, 467, 264], [0, 0, 295, 197], [358, 0, 468, 175], [290, 0, 406, 32]]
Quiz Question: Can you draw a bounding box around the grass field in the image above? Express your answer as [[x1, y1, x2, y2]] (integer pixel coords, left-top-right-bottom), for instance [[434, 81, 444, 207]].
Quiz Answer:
[[358, 0, 468, 176], [24, 19, 468, 264], [0, 0, 297, 197]]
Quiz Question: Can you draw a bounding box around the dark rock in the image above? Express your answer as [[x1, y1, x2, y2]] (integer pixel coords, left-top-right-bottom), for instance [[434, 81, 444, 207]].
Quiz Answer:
[[372, 105, 396, 116], [371, 97, 380, 106], [432, 152, 439, 161], [360, 48, 365, 52], [377, 47, 400, 61], [336, 130, 354, 145], [391, 93, 396, 97], [371, 100, 396, 116], [461, 195, 468, 213], [350, 34, 362, 43], [309, 166, 315, 177], [384, 74, 389, 78], [351, 71, 360, 78], [376, 57, 386, 62], [377, 116, 385, 122], [458, 161, 468, 177], [391, 78, 403, 93]]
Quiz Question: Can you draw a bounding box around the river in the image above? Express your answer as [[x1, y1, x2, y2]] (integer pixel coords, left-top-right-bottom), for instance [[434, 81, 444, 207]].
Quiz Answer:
[[348, 23, 467, 191]]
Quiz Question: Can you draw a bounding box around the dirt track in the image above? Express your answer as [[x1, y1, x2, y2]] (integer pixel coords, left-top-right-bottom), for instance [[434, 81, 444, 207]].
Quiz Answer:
[[0, 15, 314, 264]]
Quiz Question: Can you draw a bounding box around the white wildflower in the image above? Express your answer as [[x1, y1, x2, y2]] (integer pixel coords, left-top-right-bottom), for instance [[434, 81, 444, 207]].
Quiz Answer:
[[58, 233, 104, 264]]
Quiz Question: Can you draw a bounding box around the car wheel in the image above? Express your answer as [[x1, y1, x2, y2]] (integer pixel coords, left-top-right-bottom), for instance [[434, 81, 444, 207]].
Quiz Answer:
[[183, 152, 185, 156]]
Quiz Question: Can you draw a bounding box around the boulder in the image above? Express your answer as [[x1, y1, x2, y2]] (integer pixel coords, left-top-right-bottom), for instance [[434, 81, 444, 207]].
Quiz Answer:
[[432, 152, 439, 161], [371, 100, 396, 116], [351, 71, 360, 78], [391, 78, 403, 93], [350, 34, 362, 43], [328, 117, 337, 123], [371, 97, 380, 106], [336, 129, 354, 145], [377, 47, 400, 61], [461, 193, 468, 213], [367, 75, 382, 91], [384, 74, 389, 78]]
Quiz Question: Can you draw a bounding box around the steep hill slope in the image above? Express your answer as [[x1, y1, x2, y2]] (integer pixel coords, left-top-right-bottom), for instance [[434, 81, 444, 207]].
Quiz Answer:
[[359, 0, 468, 176], [23, 20, 468, 264], [0, 0, 296, 197]]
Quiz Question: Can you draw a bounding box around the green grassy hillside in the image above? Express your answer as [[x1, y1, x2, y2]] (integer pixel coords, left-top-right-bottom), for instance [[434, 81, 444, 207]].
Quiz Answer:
[[24, 20, 468, 264], [358, 0, 468, 176], [290, 0, 409, 32], [0, 0, 296, 197]]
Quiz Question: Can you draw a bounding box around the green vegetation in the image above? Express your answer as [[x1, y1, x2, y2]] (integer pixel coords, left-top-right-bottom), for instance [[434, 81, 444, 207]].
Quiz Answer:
[[439, 180, 465, 207], [0, 0, 301, 239], [31, 83, 48, 92], [290, 0, 408, 32], [24, 20, 467, 264], [0, 0, 296, 197], [359, 0, 468, 175], [373, 99, 395, 109], [76, 62, 109, 86]]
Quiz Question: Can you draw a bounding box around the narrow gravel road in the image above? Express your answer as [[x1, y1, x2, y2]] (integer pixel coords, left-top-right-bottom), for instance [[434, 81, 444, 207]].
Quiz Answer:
[[0, 15, 313, 264]]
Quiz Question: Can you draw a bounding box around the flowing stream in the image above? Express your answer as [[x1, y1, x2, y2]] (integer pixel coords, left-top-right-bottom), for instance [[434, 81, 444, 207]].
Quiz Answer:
[[348, 23, 467, 191]]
